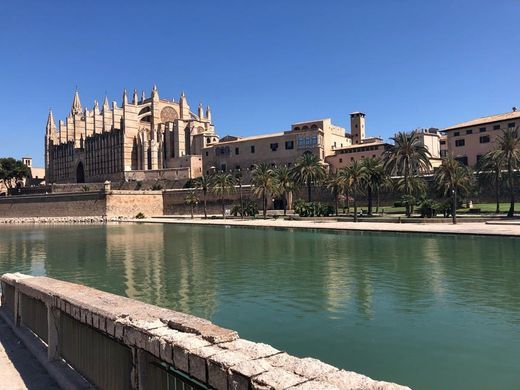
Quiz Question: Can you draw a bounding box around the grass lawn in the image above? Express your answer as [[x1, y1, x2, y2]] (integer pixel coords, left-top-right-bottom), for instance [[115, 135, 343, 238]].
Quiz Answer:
[[349, 202, 519, 215]]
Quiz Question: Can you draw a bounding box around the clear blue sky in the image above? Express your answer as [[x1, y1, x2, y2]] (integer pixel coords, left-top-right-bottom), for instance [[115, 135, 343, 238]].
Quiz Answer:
[[1, 0, 519, 166]]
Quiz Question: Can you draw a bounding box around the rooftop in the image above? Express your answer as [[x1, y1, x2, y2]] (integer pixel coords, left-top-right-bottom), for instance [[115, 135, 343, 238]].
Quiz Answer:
[[443, 110, 520, 131], [291, 118, 330, 126], [216, 132, 285, 144]]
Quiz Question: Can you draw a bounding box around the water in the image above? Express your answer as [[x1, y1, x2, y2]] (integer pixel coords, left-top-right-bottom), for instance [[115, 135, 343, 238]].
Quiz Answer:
[[0, 223, 519, 389]]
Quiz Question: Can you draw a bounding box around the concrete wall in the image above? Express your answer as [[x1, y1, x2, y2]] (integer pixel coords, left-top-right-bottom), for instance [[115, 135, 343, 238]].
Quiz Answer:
[[0, 273, 408, 390]]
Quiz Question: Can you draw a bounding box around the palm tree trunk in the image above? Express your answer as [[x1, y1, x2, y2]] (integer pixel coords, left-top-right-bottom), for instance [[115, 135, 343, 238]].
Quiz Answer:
[[190, 205, 194, 219], [221, 194, 225, 219], [495, 173, 500, 214], [263, 190, 267, 219], [283, 191, 287, 216], [335, 189, 339, 217], [404, 172, 411, 217], [203, 190, 208, 219], [376, 188, 380, 213], [239, 182, 243, 217], [367, 186, 373, 216], [508, 160, 515, 217], [353, 189, 358, 222], [345, 188, 350, 212], [307, 180, 312, 202]]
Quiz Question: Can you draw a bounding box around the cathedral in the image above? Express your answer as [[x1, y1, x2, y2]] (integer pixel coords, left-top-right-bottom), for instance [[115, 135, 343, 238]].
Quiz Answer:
[[45, 86, 219, 183]]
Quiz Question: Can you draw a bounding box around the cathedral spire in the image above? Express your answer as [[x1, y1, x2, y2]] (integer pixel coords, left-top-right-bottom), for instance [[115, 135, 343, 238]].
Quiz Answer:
[[71, 89, 82, 115], [198, 102, 204, 119], [151, 84, 159, 100], [133, 89, 138, 105], [103, 95, 109, 109], [123, 89, 128, 105], [93, 99, 99, 111], [46, 110, 56, 134], [206, 105, 212, 123], [141, 90, 146, 102], [179, 91, 189, 119]]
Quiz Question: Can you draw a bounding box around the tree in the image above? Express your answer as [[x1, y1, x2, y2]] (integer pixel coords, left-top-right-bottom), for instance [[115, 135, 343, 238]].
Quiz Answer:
[[394, 176, 427, 216], [340, 160, 367, 222], [193, 175, 211, 218], [291, 152, 326, 201], [326, 171, 344, 216], [185, 191, 199, 219], [383, 131, 432, 217], [435, 156, 473, 224], [477, 153, 505, 214], [361, 157, 387, 216], [0, 158, 31, 189], [210, 172, 235, 218], [486, 128, 520, 217], [273, 166, 294, 216], [251, 163, 275, 218]]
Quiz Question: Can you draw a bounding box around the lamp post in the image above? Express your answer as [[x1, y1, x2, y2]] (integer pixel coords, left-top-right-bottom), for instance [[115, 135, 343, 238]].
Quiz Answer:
[[452, 188, 457, 224], [235, 169, 243, 218]]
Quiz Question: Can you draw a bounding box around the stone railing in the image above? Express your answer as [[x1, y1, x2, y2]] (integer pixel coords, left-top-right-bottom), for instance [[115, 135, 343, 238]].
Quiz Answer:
[[0, 273, 410, 390]]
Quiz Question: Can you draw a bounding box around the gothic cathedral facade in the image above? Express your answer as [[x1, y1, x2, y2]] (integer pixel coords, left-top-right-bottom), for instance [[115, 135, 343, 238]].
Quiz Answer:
[[45, 86, 219, 183]]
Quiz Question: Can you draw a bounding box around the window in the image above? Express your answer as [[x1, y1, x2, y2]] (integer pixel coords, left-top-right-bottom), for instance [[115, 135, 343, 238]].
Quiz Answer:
[[339, 158, 343, 163], [508, 122, 516, 128], [440, 140, 446, 145], [454, 131, 460, 136], [285, 140, 294, 150], [205, 151, 208, 156], [250, 145, 255, 153], [455, 156, 468, 166], [466, 129, 473, 135], [480, 135, 490, 143], [235, 165, 240, 170], [440, 150, 447, 158], [480, 127, 487, 133], [493, 125, 500, 130], [270, 143, 279, 151], [235, 147, 239, 155], [455, 139, 465, 147]]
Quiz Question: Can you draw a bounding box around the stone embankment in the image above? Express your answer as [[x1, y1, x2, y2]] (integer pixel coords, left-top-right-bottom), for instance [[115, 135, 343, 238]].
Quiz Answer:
[[0, 216, 129, 224], [1, 273, 410, 390]]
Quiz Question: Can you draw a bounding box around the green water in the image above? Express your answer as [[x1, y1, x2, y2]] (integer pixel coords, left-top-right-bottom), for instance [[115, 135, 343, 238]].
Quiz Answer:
[[0, 224, 519, 389]]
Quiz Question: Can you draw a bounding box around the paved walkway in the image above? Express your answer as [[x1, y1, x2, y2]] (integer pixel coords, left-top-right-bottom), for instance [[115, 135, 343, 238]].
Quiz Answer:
[[0, 316, 59, 390], [135, 217, 520, 237]]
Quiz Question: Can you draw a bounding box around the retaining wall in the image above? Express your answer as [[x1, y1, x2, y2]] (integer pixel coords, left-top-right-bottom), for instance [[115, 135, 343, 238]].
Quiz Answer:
[[0, 273, 408, 390]]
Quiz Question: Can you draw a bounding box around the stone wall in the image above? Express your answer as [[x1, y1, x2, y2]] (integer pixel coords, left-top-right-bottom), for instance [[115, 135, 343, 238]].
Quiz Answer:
[[106, 191, 163, 218], [163, 187, 263, 215], [0, 192, 106, 218], [0, 273, 409, 390]]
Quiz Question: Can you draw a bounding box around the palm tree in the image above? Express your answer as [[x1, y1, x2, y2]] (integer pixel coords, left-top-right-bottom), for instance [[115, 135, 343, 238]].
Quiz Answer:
[[394, 176, 427, 216], [383, 131, 432, 217], [435, 156, 473, 224], [210, 172, 236, 218], [194, 175, 211, 218], [361, 157, 387, 216], [477, 153, 505, 214], [251, 163, 275, 218], [185, 191, 199, 219], [291, 152, 326, 201], [486, 128, 520, 217], [273, 166, 294, 216], [326, 171, 344, 216], [341, 160, 367, 222]]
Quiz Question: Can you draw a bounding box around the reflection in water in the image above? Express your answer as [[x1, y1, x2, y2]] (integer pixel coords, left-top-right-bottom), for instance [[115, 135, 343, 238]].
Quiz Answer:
[[0, 224, 519, 390]]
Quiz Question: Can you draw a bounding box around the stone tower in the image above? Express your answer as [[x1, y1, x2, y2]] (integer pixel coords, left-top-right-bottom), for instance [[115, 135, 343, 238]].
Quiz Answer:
[[350, 112, 366, 145]]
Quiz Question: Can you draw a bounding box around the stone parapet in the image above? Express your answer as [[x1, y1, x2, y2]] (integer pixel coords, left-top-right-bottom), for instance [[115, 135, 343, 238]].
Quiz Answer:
[[0, 273, 410, 390]]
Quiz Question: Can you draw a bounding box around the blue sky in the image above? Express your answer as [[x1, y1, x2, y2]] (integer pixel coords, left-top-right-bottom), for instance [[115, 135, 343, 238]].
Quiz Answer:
[[1, 0, 519, 166]]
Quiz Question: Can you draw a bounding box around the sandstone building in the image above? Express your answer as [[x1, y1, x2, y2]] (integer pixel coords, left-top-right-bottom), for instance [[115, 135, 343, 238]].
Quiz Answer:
[[442, 108, 520, 167], [45, 87, 218, 183], [202, 115, 360, 176]]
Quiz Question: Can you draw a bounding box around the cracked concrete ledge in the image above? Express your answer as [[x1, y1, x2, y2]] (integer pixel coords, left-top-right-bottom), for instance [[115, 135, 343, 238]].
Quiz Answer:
[[1, 273, 411, 390]]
